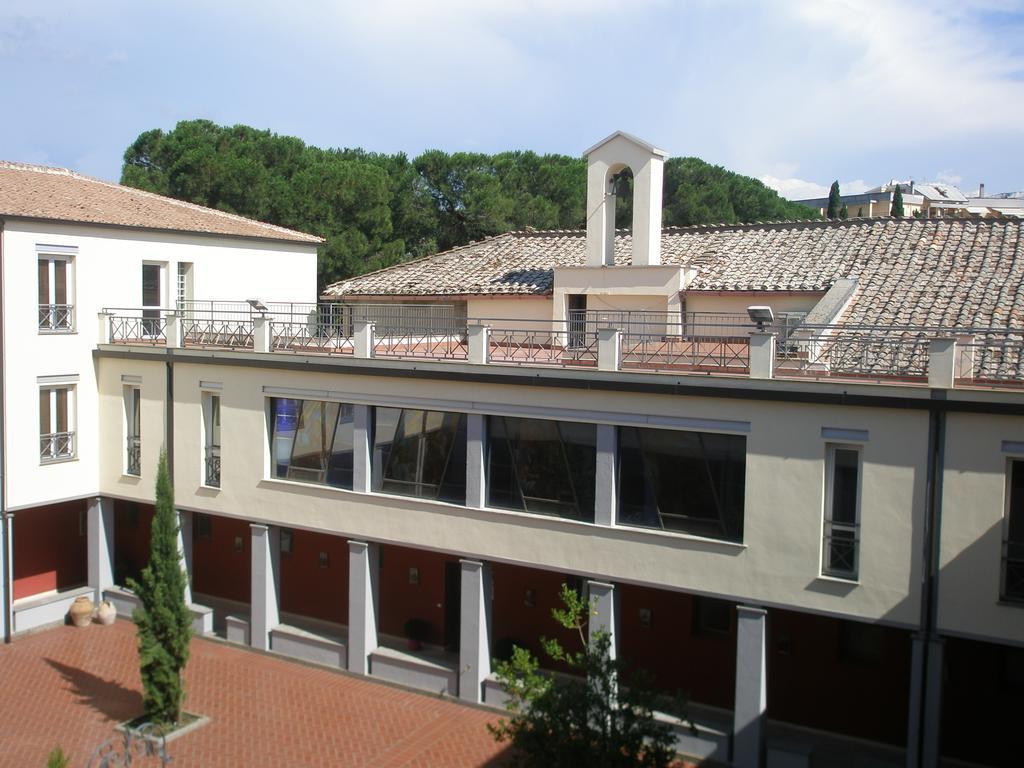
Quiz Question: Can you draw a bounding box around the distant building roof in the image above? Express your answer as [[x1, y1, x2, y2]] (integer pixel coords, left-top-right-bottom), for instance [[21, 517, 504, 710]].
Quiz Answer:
[[0, 161, 323, 245], [324, 218, 1024, 328]]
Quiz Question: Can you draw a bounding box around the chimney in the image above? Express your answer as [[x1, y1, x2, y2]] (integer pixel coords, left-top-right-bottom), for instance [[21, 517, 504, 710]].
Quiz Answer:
[[979, 182, 985, 198], [584, 131, 667, 267]]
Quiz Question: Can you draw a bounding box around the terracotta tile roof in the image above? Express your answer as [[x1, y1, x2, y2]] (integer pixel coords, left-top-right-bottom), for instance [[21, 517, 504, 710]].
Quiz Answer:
[[0, 161, 322, 245], [323, 218, 1024, 329]]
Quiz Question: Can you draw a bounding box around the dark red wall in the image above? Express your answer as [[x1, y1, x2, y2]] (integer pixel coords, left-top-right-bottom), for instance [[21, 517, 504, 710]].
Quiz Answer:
[[279, 529, 348, 624], [113, 501, 154, 586], [378, 545, 457, 647], [941, 636, 1021, 767], [12, 502, 87, 599], [491, 563, 591, 674], [618, 584, 736, 709], [767, 608, 911, 745], [191, 514, 251, 603]]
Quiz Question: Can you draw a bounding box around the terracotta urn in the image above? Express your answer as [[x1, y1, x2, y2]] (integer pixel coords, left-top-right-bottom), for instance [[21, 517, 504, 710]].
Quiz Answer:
[[96, 600, 117, 626], [69, 596, 94, 628]]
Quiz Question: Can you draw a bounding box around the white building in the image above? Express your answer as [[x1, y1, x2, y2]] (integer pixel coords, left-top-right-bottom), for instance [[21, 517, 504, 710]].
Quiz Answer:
[[3, 136, 1023, 768]]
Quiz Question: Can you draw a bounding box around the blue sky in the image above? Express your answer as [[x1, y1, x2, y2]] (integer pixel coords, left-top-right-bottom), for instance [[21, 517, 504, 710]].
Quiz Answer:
[[2, 0, 1022, 198]]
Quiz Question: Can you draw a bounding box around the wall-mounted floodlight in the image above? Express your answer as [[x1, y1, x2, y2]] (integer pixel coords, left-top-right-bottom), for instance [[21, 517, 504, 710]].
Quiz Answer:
[[247, 299, 269, 313], [747, 305, 775, 331]]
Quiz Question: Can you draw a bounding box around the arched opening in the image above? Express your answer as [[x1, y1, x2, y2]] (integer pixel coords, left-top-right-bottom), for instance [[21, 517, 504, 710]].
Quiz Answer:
[[607, 164, 634, 231]]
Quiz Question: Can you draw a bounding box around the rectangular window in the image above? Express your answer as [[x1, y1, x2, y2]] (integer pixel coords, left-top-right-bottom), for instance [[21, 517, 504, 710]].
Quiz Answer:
[[487, 415, 596, 521], [142, 262, 165, 336], [823, 445, 861, 579], [125, 387, 141, 476], [269, 397, 355, 490], [203, 393, 221, 488], [373, 406, 466, 503], [176, 262, 193, 309], [38, 254, 73, 331], [39, 385, 75, 462], [1002, 460, 1024, 602], [618, 426, 746, 541]]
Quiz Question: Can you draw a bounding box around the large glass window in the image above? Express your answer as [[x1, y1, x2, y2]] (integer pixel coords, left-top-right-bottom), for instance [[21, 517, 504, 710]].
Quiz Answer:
[[125, 387, 141, 475], [270, 398, 355, 489], [1003, 460, 1024, 603], [373, 407, 466, 503], [40, 385, 75, 462], [618, 426, 746, 541], [38, 255, 73, 331], [487, 416, 596, 522], [823, 445, 860, 579]]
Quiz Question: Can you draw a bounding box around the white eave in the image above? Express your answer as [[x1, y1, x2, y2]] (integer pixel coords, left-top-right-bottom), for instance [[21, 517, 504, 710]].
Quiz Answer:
[[583, 130, 669, 159]]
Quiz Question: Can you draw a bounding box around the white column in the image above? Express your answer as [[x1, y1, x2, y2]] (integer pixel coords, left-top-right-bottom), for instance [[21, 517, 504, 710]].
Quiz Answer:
[[733, 605, 768, 768], [594, 424, 616, 526], [354, 320, 375, 359], [597, 327, 621, 372], [587, 580, 617, 660], [177, 510, 194, 605], [749, 333, 776, 380], [249, 524, 280, 651], [0, 514, 9, 641], [466, 414, 486, 510], [905, 635, 944, 768], [467, 324, 490, 365], [347, 540, 380, 675], [353, 405, 372, 493], [928, 338, 956, 389], [458, 559, 493, 703], [165, 312, 182, 348], [86, 497, 114, 604], [252, 314, 271, 353]]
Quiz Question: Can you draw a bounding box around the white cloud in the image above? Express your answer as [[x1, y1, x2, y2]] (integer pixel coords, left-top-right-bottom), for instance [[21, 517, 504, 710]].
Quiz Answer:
[[761, 175, 871, 201]]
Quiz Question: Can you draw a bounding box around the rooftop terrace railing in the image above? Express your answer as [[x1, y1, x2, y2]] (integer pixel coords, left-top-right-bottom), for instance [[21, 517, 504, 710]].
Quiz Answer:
[[100, 305, 1024, 390]]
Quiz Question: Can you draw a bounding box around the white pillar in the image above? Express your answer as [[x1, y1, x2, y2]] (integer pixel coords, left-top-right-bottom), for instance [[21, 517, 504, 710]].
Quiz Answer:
[[928, 338, 956, 389], [97, 310, 112, 344], [86, 497, 114, 604], [466, 414, 486, 510], [906, 635, 944, 768], [165, 312, 182, 348], [594, 424, 616, 526], [249, 524, 280, 651], [468, 324, 490, 365], [749, 333, 776, 380], [347, 540, 380, 675], [733, 605, 768, 768], [597, 327, 621, 372], [177, 510, 194, 605], [354, 320, 375, 359], [353, 405, 372, 493], [459, 559, 493, 703], [253, 314, 271, 353], [0, 514, 9, 641], [587, 580, 617, 660]]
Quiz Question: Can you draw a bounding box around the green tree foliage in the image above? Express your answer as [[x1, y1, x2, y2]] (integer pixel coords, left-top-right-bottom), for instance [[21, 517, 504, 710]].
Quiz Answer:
[[126, 451, 191, 726], [490, 584, 687, 767], [839, 203, 849, 220], [827, 180, 841, 219], [45, 746, 69, 768], [122, 121, 819, 287], [892, 185, 905, 218]]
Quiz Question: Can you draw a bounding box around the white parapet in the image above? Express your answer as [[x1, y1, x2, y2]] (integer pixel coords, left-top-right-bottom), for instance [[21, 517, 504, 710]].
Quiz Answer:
[[467, 324, 490, 365], [354, 320, 375, 359], [749, 333, 776, 380], [253, 314, 271, 353], [928, 337, 957, 389], [597, 326, 621, 372]]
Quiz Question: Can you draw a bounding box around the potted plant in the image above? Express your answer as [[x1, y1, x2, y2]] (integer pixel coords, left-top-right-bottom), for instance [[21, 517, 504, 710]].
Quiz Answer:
[[403, 618, 431, 651]]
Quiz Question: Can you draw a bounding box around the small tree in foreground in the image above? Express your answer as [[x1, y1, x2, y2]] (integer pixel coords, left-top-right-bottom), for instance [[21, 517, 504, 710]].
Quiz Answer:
[[127, 451, 192, 726], [490, 584, 688, 767]]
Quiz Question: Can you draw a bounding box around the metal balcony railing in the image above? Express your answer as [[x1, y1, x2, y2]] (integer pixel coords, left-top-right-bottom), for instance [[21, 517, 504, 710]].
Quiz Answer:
[[100, 303, 1024, 390], [40, 431, 75, 462], [38, 304, 74, 332], [126, 436, 141, 476], [823, 520, 859, 579], [205, 446, 221, 488]]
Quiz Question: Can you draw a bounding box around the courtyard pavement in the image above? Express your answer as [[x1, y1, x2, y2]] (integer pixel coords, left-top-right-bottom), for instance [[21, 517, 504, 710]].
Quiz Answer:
[[0, 619, 511, 767]]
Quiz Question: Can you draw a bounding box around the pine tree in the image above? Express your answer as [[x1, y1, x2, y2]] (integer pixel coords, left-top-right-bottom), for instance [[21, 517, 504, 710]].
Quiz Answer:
[[127, 451, 192, 726], [827, 181, 841, 219], [839, 203, 849, 220], [892, 185, 905, 218]]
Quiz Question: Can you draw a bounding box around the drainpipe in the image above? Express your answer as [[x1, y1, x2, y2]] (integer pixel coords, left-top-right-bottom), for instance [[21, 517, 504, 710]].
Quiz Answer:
[[0, 220, 10, 644], [909, 404, 946, 767], [165, 351, 174, 482]]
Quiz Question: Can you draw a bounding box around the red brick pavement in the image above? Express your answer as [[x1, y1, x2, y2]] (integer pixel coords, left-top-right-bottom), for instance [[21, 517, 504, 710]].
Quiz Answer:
[[0, 620, 511, 767]]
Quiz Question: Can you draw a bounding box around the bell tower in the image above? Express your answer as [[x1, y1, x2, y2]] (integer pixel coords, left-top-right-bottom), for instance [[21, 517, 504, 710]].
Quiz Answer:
[[583, 131, 667, 268]]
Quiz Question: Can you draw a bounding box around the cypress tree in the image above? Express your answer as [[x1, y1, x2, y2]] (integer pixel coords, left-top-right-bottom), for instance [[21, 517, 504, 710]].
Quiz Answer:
[[839, 203, 849, 220], [892, 185, 905, 218], [827, 180, 841, 219], [127, 451, 192, 726]]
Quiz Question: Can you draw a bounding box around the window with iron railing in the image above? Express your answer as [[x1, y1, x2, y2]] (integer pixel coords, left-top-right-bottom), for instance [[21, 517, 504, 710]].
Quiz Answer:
[[1002, 461, 1024, 603], [823, 445, 861, 579], [204, 392, 221, 487], [38, 255, 74, 332], [40, 385, 75, 462], [125, 386, 141, 475]]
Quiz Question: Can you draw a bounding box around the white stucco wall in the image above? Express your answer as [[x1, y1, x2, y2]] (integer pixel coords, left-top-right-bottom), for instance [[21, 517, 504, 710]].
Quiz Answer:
[[466, 296, 554, 324], [96, 352, 930, 629], [2, 219, 317, 511]]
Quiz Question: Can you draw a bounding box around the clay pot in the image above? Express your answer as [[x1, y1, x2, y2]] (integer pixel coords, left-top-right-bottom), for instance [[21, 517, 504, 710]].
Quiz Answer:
[[69, 596, 94, 628], [96, 600, 117, 626]]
